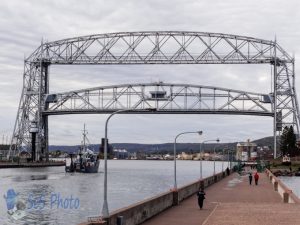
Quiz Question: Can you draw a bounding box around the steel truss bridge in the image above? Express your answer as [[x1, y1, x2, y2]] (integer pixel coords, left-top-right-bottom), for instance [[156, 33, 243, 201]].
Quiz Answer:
[[44, 83, 273, 116], [8, 31, 300, 159]]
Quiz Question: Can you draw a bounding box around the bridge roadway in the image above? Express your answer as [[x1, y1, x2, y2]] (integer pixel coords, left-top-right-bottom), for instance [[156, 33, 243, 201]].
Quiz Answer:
[[142, 170, 300, 225]]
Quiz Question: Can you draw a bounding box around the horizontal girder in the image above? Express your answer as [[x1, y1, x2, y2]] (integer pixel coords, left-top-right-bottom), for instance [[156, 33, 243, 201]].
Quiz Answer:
[[43, 82, 273, 116], [27, 31, 292, 65]]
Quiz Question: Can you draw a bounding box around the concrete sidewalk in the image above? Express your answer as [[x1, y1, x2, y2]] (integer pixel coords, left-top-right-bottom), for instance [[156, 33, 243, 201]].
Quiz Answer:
[[142, 170, 300, 225]]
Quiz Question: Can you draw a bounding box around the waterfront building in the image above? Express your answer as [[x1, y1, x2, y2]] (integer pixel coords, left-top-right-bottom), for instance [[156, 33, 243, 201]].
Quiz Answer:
[[163, 154, 174, 160], [236, 139, 257, 161], [178, 152, 193, 160], [113, 149, 129, 159]]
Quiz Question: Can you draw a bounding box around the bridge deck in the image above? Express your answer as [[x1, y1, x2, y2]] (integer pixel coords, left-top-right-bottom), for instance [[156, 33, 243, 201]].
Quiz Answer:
[[142, 169, 300, 225]]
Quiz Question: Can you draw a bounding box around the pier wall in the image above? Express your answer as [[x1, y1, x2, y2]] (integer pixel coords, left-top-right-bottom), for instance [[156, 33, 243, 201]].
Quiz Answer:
[[80, 171, 229, 225], [266, 169, 300, 204], [178, 172, 225, 202]]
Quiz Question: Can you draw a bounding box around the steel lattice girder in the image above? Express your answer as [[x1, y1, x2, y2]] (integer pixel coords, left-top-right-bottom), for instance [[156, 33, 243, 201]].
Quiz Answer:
[[43, 83, 273, 116], [9, 31, 300, 158], [27, 31, 292, 64]]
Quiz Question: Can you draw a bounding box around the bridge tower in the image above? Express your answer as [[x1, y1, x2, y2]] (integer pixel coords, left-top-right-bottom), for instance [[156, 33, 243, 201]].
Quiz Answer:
[[7, 32, 300, 160]]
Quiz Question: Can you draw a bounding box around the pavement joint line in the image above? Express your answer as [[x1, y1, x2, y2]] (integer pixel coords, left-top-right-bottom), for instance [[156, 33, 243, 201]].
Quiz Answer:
[[202, 202, 220, 225]]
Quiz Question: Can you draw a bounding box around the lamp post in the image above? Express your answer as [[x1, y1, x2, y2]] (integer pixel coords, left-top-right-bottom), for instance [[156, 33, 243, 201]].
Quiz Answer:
[[222, 146, 228, 172], [229, 148, 235, 169], [227, 148, 230, 168], [222, 148, 224, 172], [199, 138, 220, 180], [213, 139, 220, 175], [174, 131, 202, 190], [102, 108, 156, 218]]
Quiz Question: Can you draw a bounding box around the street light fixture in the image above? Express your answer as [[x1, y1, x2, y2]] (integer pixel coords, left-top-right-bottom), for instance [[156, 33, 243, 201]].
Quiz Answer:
[[173, 130, 203, 190], [200, 138, 219, 179], [102, 108, 156, 218]]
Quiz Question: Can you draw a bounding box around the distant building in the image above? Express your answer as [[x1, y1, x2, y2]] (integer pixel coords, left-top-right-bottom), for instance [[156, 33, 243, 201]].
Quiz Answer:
[[136, 151, 146, 160], [178, 152, 193, 160], [236, 139, 257, 161], [163, 154, 174, 160], [256, 146, 273, 159], [113, 149, 129, 159]]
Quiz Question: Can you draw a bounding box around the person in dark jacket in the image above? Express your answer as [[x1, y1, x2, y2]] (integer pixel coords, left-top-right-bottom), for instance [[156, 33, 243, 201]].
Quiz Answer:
[[248, 172, 253, 185], [254, 172, 259, 185], [197, 188, 206, 209], [226, 167, 230, 176]]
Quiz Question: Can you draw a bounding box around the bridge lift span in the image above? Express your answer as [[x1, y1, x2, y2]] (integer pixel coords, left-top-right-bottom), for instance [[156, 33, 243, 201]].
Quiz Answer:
[[8, 31, 300, 159], [44, 83, 273, 116]]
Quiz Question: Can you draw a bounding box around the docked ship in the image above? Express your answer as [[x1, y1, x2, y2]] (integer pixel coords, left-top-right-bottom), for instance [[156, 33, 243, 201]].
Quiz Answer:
[[65, 124, 100, 173]]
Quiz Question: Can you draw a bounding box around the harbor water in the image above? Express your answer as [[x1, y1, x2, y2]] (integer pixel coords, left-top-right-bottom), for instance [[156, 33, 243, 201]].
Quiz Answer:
[[0, 160, 230, 225], [278, 176, 300, 198]]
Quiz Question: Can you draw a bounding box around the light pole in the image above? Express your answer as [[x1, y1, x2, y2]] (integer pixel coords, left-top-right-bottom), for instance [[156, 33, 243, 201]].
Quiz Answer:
[[213, 139, 220, 175], [102, 108, 156, 218], [222, 148, 224, 172], [227, 148, 231, 168], [199, 138, 220, 180], [222, 146, 228, 172], [174, 131, 202, 190]]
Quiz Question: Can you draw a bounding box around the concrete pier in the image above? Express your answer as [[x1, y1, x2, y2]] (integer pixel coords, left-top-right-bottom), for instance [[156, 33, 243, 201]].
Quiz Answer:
[[143, 170, 300, 225], [80, 169, 300, 225], [79, 171, 229, 225]]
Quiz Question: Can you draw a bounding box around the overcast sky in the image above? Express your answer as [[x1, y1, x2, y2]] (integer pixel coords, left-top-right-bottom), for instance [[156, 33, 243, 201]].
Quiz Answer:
[[0, 0, 299, 146]]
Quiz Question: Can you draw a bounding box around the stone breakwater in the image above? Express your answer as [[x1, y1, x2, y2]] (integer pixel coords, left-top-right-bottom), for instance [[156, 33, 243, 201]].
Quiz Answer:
[[271, 169, 300, 177]]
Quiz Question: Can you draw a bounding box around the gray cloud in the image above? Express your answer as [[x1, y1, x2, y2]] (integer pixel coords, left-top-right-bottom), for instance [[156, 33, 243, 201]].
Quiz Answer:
[[0, 0, 299, 145]]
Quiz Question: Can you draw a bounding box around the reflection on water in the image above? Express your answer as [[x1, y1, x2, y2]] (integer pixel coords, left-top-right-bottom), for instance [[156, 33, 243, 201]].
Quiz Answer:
[[13, 175, 48, 182], [0, 160, 228, 225]]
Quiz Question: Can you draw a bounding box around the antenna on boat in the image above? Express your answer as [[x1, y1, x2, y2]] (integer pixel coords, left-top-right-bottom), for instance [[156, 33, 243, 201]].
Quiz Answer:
[[83, 123, 87, 152]]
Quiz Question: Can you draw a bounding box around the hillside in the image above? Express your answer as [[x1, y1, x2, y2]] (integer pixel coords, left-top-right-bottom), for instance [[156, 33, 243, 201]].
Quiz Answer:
[[49, 136, 275, 153]]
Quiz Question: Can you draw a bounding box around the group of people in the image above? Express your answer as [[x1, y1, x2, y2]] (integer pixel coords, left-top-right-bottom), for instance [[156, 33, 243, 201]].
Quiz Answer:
[[248, 172, 260, 185], [196, 170, 261, 210]]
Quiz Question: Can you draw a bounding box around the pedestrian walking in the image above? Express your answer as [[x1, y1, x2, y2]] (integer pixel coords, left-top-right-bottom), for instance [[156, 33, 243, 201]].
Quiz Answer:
[[226, 167, 230, 176], [248, 172, 253, 185], [197, 188, 206, 210], [254, 172, 259, 185]]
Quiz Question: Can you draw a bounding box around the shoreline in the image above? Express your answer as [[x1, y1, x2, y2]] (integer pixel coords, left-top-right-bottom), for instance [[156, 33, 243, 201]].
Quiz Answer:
[[270, 168, 300, 177], [0, 161, 65, 168]]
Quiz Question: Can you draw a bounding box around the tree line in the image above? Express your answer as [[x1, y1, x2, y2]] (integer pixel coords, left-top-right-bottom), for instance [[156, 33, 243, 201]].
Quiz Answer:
[[280, 126, 300, 157]]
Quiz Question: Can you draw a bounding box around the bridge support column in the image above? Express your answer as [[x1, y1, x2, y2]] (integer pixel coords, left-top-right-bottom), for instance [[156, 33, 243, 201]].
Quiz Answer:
[[37, 61, 50, 161]]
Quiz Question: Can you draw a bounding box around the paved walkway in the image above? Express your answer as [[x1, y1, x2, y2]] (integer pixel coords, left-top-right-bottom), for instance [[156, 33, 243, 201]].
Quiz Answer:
[[142, 169, 300, 225]]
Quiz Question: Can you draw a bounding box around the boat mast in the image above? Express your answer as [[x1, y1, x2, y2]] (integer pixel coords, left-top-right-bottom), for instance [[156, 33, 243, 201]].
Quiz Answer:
[[83, 124, 87, 152]]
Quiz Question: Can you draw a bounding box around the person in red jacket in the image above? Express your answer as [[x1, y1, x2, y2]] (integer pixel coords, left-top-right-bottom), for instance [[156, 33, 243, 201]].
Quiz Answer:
[[254, 172, 259, 185]]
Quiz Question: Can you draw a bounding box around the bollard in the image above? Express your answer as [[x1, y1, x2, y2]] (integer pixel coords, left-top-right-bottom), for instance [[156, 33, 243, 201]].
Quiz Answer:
[[214, 175, 217, 183], [117, 216, 123, 225], [274, 181, 278, 191], [269, 175, 273, 182], [283, 192, 289, 203], [172, 189, 179, 206]]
